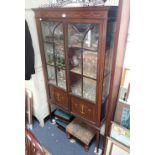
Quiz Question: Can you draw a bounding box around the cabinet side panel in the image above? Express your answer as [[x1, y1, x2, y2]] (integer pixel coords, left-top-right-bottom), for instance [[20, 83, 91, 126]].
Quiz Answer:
[[103, 0, 130, 152], [101, 18, 117, 122]]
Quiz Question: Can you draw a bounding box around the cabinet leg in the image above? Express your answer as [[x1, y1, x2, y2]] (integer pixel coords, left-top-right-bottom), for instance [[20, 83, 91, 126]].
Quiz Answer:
[[84, 144, 89, 152], [96, 131, 100, 153], [66, 132, 71, 139], [102, 147, 105, 155], [101, 136, 107, 155]]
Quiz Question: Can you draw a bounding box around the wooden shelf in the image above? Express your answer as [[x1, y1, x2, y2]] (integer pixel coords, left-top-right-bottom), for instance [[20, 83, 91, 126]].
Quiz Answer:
[[44, 41, 64, 49], [70, 68, 97, 80], [47, 63, 66, 70], [69, 44, 98, 52]]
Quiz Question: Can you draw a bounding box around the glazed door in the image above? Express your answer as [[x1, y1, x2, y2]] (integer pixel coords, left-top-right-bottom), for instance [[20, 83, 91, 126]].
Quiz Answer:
[[41, 20, 67, 90], [67, 22, 100, 122], [67, 23, 99, 103]]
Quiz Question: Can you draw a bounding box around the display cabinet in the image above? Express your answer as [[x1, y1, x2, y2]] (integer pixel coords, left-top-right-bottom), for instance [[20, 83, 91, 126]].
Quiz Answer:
[[33, 6, 118, 150]]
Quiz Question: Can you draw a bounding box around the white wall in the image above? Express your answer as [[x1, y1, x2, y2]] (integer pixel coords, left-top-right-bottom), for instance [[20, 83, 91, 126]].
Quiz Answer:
[[25, 0, 54, 126]]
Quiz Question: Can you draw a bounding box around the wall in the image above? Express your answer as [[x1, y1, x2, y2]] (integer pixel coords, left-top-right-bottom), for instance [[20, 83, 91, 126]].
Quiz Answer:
[[25, 0, 52, 126]]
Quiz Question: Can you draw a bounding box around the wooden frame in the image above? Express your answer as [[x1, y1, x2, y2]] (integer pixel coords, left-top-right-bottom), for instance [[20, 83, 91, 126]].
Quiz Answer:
[[104, 137, 130, 155]]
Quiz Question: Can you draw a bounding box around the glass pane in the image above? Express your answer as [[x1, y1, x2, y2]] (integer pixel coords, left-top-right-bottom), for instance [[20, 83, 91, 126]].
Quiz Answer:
[[83, 50, 97, 79], [41, 21, 67, 89], [47, 65, 56, 84], [69, 48, 82, 75], [68, 24, 84, 47], [54, 24, 64, 44], [44, 43, 54, 65], [68, 24, 99, 51], [57, 68, 66, 89], [71, 76, 82, 97], [83, 77, 96, 102], [54, 23, 66, 70], [68, 23, 99, 100], [106, 21, 116, 49], [101, 21, 117, 120], [55, 45, 65, 69], [41, 21, 58, 42], [83, 24, 99, 51]]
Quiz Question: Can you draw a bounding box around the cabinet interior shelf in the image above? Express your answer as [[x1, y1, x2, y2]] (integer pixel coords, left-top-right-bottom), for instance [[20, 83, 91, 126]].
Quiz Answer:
[[47, 64, 66, 70], [44, 41, 64, 45], [69, 45, 97, 52], [70, 69, 96, 80]]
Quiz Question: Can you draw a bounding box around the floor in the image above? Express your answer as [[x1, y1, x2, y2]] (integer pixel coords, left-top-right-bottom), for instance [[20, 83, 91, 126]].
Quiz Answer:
[[32, 118, 104, 155]]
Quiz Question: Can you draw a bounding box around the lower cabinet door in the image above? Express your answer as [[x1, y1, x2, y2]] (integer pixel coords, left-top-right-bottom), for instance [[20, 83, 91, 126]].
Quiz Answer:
[[71, 96, 96, 123], [49, 85, 68, 110]]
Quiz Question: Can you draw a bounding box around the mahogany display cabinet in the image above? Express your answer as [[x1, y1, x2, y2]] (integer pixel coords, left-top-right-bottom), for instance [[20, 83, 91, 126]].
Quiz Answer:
[[33, 6, 118, 151]]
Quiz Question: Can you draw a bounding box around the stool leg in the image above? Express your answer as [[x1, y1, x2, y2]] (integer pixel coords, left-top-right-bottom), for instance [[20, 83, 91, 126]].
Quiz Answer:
[[66, 132, 71, 139], [84, 144, 89, 152]]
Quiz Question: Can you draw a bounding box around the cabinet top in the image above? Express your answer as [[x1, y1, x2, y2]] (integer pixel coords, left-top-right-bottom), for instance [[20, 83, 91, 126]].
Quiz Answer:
[[33, 6, 117, 20], [33, 6, 117, 12]]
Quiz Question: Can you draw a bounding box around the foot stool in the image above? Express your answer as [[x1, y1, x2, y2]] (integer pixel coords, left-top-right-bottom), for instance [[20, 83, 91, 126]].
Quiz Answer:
[[66, 118, 95, 151]]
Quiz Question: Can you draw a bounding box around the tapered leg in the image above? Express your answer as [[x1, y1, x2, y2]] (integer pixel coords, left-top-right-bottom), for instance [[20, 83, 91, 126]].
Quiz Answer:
[[96, 130, 100, 153], [84, 144, 89, 152], [102, 136, 107, 155]]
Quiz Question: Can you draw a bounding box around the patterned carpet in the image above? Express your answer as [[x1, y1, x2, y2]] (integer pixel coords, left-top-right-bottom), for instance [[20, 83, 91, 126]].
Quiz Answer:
[[32, 118, 103, 155]]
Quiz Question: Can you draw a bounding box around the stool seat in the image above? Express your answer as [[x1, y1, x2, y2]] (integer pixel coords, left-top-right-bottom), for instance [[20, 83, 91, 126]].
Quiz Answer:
[[66, 118, 95, 148]]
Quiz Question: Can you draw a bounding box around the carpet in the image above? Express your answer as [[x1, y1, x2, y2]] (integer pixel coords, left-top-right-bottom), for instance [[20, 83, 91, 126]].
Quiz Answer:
[[32, 118, 103, 155]]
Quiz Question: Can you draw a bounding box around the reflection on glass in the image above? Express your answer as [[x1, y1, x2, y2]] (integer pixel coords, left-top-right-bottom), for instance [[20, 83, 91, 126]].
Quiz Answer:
[[41, 21, 57, 42], [68, 23, 99, 102], [83, 78, 96, 102], [68, 24, 99, 51], [70, 48, 82, 74], [83, 25, 99, 51], [57, 69, 66, 89], [47, 65, 56, 84], [44, 43, 54, 65], [102, 78, 109, 99], [54, 24, 64, 44], [83, 50, 97, 79], [71, 79, 82, 97], [41, 21, 67, 89], [41, 21, 64, 44], [106, 22, 116, 49], [55, 48, 65, 69]]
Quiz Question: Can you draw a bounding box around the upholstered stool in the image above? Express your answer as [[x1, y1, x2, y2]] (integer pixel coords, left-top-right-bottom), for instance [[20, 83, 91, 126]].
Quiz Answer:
[[66, 118, 95, 151]]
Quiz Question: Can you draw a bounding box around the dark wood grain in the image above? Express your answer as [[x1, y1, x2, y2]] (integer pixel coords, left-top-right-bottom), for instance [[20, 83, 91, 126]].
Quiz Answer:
[[33, 6, 114, 19], [33, 6, 121, 152], [95, 19, 108, 128], [25, 128, 46, 155], [49, 85, 69, 110], [71, 95, 96, 122]]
